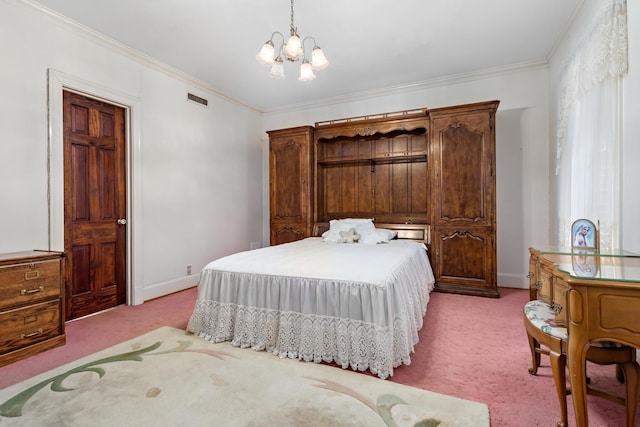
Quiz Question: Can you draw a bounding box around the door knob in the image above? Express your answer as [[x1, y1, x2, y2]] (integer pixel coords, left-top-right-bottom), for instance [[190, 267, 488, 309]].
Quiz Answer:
[[117, 218, 127, 225]]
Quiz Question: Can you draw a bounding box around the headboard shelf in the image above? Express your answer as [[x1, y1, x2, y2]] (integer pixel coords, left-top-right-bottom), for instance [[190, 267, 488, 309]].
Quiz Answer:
[[315, 110, 428, 142], [317, 153, 427, 166], [315, 109, 429, 227], [313, 222, 430, 245]]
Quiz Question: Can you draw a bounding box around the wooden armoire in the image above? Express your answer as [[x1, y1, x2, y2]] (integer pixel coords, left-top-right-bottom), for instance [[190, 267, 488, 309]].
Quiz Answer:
[[267, 100, 499, 297], [267, 126, 315, 246], [428, 101, 498, 297]]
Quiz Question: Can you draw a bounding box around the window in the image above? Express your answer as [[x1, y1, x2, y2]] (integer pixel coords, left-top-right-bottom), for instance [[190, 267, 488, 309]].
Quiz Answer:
[[555, 0, 628, 251]]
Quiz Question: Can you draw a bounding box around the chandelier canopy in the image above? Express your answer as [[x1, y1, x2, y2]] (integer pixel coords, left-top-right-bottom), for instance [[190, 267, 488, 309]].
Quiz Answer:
[[256, 0, 329, 81]]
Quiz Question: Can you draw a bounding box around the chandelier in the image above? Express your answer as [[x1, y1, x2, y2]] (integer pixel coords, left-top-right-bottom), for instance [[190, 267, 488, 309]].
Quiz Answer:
[[255, 0, 329, 81]]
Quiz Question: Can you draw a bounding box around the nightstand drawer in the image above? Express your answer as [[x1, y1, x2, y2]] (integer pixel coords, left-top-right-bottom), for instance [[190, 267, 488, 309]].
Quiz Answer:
[[0, 259, 62, 309], [0, 300, 62, 353]]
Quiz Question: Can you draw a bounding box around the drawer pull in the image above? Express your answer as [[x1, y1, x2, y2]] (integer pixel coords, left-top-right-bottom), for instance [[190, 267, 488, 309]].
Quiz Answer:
[[526, 272, 534, 279], [552, 302, 563, 314], [24, 270, 40, 280], [21, 328, 43, 339], [21, 286, 44, 295], [536, 280, 542, 290]]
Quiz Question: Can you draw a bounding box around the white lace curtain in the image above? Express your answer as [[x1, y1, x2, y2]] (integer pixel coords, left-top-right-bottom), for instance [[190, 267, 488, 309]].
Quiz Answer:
[[556, 0, 628, 250]]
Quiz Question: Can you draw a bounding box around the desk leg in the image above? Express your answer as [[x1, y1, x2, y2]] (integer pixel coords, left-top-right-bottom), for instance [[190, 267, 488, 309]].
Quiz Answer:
[[550, 351, 568, 427], [620, 361, 640, 426], [568, 338, 589, 427]]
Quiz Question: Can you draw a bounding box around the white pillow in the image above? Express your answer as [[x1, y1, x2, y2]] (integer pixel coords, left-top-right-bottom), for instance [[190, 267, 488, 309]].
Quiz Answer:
[[376, 228, 398, 240], [322, 218, 373, 242], [338, 218, 374, 225], [357, 227, 399, 244]]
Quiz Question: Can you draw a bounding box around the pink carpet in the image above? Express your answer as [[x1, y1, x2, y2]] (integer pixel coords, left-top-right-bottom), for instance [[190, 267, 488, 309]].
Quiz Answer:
[[0, 286, 636, 426]]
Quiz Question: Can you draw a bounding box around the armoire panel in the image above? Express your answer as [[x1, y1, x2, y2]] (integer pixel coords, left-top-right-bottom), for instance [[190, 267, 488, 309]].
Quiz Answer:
[[356, 163, 373, 213], [437, 121, 484, 221], [410, 161, 428, 214], [391, 162, 410, 213], [373, 163, 392, 214], [340, 165, 358, 213], [272, 143, 303, 219]]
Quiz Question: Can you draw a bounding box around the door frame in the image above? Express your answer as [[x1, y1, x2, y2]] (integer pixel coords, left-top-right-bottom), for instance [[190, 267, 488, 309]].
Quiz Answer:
[[47, 69, 144, 305]]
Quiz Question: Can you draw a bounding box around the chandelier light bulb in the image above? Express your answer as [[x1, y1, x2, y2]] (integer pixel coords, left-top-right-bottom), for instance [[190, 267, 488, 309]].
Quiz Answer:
[[256, 40, 275, 66], [299, 60, 316, 81], [284, 34, 303, 62], [270, 57, 285, 78], [311, 46, 329, 70]]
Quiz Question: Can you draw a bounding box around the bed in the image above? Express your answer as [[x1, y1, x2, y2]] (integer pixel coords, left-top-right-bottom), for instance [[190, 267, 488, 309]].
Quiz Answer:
[[187, 219, 435, 379]]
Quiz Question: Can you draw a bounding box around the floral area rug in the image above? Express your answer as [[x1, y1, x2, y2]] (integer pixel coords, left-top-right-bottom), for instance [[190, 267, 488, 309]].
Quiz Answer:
[[0, 327, 489, 426]]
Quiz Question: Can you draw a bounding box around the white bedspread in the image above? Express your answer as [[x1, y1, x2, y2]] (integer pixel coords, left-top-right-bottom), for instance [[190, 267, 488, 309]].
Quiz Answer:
[[187, 238, 435, 379]]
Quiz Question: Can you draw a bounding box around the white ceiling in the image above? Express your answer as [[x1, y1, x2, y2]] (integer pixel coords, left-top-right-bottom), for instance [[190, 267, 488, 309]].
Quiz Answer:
[[31, 0, 583, 112]]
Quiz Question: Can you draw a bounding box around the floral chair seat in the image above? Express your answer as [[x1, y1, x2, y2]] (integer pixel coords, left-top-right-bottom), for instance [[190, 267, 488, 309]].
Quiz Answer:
[[524, 300, 623, 348]]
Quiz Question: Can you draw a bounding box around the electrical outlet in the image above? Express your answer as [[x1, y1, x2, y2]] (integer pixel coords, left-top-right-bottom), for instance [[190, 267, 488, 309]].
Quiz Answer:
[[186, 265, 192, 275]]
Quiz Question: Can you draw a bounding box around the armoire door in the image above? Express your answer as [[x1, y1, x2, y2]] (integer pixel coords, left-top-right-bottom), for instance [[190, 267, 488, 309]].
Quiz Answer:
[[429, 100, 499, 297], [431, 108, 495, 228], [268, 126, 313, 245], [63, 91, 127, 320], [268, 126, 314, 246]]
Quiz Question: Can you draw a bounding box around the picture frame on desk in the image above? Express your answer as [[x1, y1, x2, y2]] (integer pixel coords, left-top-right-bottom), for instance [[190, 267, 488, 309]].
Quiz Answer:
[[571, 218, 598, 250]]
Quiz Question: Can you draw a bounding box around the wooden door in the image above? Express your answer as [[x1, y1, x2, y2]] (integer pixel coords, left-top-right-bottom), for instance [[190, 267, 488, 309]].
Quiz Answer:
[[63, 91, 126, 320]]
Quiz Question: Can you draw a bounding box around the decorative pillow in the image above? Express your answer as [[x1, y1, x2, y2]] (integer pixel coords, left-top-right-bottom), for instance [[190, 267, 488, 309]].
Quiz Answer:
[[322, 218, 373, 242], [358, 228, 392, 244], [356, 225, 398, 244], [337, 228, 360, 243], [376, 228, 398, 240]]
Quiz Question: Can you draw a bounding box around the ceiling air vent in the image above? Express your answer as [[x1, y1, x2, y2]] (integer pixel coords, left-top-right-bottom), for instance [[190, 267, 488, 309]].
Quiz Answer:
[[187, 92, 208, 107]]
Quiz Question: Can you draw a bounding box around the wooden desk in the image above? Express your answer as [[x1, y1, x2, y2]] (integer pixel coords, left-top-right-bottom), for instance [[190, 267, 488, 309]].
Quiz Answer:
[[530, 248, 640, 426]]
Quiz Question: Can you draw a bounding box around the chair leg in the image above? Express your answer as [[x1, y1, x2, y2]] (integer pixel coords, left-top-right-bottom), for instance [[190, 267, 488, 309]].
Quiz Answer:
[[550, 351, 568, 427], [527, 333, 541, 375], [618, 361, 640, 427], [616, 363, 624, 383]]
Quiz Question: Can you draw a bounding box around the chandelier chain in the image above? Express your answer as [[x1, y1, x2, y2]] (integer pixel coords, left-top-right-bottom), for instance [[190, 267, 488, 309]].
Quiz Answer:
[[290, 0, 296, 35]]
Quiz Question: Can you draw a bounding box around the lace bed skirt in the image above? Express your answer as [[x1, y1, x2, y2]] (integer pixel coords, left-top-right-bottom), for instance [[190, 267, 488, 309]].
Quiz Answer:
[[188, 296, 430, 379], [187, 239, 435, 379]]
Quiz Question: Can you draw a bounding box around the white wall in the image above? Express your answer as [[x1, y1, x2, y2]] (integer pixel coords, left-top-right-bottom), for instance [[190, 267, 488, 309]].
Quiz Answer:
[[262, 66, 552, 288], [0, 0, 264, 303], [548, 0, 640, 253]]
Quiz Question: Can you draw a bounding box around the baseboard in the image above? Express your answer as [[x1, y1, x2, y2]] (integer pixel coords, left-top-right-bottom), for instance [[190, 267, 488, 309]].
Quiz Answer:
[[498, 272, 528, 289], [136, 276, 197, 305]]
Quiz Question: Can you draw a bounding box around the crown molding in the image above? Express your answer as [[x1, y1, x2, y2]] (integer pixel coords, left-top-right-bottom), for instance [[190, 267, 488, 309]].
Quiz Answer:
[[263, 60, 550, 115], [17, 0, 262, 113]]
